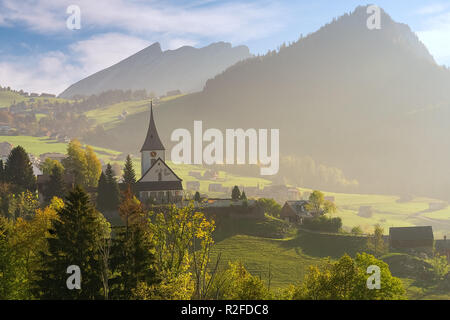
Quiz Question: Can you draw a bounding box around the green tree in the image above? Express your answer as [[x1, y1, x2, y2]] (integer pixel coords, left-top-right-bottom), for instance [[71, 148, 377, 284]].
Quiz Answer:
[[85, 146, 102, 188], [0, 217, 19, 299], [218, 261, 270, 300], [40, 158, 64, 176], [292, 253, 405, 300], [351, 226, 363, 235], [62, 139, 88, 187], [0, 159, 5, 182], [366, 224, 387, 257], [231, 186, 241, 201], [4, 146, 36, 194], [306, 190, 336, 217], [240, 191, 247, 200], [34, 186, 110, 300], [43, 165, 66, 203], [110, 192, 158, 299], [256, 198, 281, 217], [148, 204, 216, 299], [122, 155, 136, 186], [97, 164, 120, 212], [194, 191, 201, 202]]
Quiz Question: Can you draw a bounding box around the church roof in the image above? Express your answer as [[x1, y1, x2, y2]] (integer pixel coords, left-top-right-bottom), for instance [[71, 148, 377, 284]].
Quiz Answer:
[[137, 157, 183, 183], [140, 102, 165, 152]]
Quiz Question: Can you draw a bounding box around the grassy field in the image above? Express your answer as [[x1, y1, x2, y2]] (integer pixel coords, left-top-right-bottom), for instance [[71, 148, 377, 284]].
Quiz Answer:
[[0, 136, 120, 162], [84, 95, 186, 129], [210, 219, 449, 299], [85, 99, 151, 129], [297, 187, 450, 239], [0, 91, 70, 108]]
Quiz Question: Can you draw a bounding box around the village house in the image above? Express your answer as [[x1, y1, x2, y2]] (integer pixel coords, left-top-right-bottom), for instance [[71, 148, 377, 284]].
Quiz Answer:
[[280, 200, 313, 224], [0, 142, 13, 159], [186, 181, 200, 191], [39, 152, 67, 163], [389, 226, 434, 255]]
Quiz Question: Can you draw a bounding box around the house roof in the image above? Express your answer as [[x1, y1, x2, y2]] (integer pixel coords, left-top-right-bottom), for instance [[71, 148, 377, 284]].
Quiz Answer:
[[389, 226, 434, 241], [140, 102, 165, 152], [284, 200, 311, 216]]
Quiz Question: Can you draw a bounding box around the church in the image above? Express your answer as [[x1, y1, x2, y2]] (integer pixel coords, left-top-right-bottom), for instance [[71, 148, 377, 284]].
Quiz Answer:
[[134, 102, 183, 204]]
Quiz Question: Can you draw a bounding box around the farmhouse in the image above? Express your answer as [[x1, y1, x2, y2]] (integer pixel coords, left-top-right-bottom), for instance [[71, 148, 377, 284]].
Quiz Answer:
[[389, 226, 434, 255], [280, 200, 313, 224], [133, 103, 183, 204]]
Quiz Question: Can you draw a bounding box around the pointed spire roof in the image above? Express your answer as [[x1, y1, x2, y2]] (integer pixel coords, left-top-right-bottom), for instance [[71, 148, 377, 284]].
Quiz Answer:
[[140, 101, 165, 152]]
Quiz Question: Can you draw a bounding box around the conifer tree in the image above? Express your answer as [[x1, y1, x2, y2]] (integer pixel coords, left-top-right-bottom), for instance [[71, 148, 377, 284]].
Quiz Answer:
[[43, 165, 66, 203], [34, 186, 109, 299], [110, 191, 158, 299], [231, 186, 241, 201], [96, 164, 120, 212], [122, 155, 136, 186], [4, 146, 36, 194], [0, 159, 4, 183], [240, 191, 247, 200]]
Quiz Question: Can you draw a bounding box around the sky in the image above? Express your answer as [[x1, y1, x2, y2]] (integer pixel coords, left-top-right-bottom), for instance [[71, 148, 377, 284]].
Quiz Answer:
[[0, 0, 449, 94]]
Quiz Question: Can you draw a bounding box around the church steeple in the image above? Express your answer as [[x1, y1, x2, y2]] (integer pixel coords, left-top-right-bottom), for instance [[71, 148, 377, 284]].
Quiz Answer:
[[140, 101, 166, 176], [140, 101, 165, 152]]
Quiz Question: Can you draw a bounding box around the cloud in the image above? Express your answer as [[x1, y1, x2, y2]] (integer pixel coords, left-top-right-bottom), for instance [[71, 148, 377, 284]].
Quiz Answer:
[[0, 33, 152, 94], [69, 33, 151, 74], [416, 8, 450, 66], [0, 0, 285, 94], [0, 0, 284, 43]]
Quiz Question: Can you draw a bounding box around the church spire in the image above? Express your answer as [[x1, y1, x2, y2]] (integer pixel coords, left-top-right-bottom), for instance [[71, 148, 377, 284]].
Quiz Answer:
[[140, 101, 165, 152]]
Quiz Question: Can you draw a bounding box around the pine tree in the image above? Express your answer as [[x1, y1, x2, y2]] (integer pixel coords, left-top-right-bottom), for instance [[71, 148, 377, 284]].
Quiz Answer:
[[34, 186, 108, 299], [0, 159, 4, 183], [96, 164, 120, 212], [4, 146, 36, 194], [122, 155, 136, 186], [96, 172, 108, 212], [110, 192, 158, 299], [231, 186, 241, 201], [240, 191, 247, 200], [43, 165, 66, 203], [194, 191, 201, 202]]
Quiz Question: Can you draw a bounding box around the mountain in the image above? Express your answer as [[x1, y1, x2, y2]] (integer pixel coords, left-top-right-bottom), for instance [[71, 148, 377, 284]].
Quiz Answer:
[[59, 42, 251, 98], [89, 5, 450, 200]]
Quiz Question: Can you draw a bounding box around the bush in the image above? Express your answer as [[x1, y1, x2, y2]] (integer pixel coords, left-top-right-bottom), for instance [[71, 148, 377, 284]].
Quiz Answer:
[[303, 215, 342, 233]]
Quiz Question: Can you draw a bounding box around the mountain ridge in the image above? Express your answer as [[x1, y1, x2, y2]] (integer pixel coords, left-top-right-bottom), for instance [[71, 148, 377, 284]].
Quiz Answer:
[[59, 41, 252, 98]]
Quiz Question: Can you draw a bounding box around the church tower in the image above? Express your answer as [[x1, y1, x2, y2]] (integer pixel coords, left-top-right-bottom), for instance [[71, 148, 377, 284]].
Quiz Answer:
[[140, 101, 165, 177]]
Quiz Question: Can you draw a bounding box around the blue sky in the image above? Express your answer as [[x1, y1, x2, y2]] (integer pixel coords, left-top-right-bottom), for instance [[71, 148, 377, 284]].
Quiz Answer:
[[0, 0, 449, 94]]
